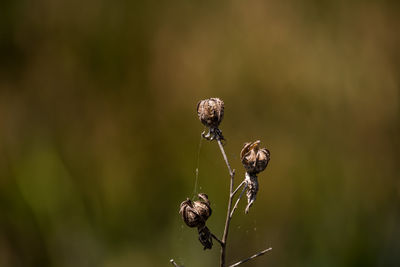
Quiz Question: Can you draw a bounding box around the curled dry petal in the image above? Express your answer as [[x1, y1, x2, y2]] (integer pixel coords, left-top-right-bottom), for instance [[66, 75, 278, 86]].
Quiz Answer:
[[193, 194, 212, 220], [240, 140, 270, 174], [198, 226, 213, 250], [245, 172, 259, 214], [197, 193, 210, 205], [197, 98, 224, 128]]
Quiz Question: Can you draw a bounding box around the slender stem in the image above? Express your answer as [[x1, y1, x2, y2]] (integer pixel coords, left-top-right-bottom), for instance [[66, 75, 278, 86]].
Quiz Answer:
[[228, 247, 272, 267], [170, 259, 181, 267], [231, 180, 245, 198], [211, 233, 224, 246], [217, 139, 234, 176], [230, 184, 247, 218], [216, 138, 235, 267]]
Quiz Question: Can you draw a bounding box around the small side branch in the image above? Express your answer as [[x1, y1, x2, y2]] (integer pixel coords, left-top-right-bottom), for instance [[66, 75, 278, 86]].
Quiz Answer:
[[228, 247, 272, 267], [170, 259, 182, 267], [231, 180, 245, 198], [211, 233, 224, 247], [230, 184, 247, 218], [217, 138, 234, 177]]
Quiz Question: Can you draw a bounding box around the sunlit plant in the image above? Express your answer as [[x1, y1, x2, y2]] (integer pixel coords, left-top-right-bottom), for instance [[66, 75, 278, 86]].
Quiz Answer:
[[171, 98, 271, 267]]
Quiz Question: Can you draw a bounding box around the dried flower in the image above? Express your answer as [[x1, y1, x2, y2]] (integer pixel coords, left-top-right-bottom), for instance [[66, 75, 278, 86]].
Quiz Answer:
[[197, 98, 224, 128], [193, 193, 212, 220], [179, 194, 213, 249], [240, 140, 270, 213], [198, 226, 213, 250], [240, 140, 270, 174], [244, 172, 259, 214], [179, 194, 211, 228], [197, 98, 225, 141], [179, 199, 203, 228]]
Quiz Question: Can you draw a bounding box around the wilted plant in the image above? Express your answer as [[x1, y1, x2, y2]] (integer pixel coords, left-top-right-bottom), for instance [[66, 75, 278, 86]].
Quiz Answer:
[[171, 98, 271, 267], [180, 194, 214, 250]]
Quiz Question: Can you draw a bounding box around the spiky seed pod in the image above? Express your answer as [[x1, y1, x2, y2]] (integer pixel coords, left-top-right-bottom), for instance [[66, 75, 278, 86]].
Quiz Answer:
[[179, 194, 212, 228], [197, 98, 224, 128], [240, 140, 270, 174]]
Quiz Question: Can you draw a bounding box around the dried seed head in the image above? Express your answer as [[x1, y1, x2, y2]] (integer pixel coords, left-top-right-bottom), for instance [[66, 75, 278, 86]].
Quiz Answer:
[[179, 199, 203, 228], [193, 193, 212, 220], [240, 140, 270, 174], [197, 98, 224, 128], [179, 193, 212, 228]]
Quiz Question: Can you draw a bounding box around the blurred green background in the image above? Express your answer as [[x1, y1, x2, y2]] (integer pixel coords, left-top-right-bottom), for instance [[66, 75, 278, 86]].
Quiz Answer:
[[1, 0, 399, 266]]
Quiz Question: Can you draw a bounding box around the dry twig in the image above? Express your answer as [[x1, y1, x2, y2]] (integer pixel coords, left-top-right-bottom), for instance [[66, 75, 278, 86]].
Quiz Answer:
[[170, 259, 182, 267], [216, 138, 235, 267], [229, 247, 272, 267]]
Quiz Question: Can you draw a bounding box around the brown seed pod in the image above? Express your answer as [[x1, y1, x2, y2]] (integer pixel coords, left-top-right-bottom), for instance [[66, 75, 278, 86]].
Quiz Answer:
[[240, 140, 270, 174], [193, 193, 212, 221], [180, 199, 203, 228], [179, 193, 212, 228], [197, 98, 224, 128]]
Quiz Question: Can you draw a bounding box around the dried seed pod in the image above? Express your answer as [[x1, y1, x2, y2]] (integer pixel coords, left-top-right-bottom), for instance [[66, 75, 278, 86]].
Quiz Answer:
[[198, 226, 213, 250], [193, 193, 212, 221], [180, 199, 204, 228], [179, 193, 212, 228], [179, 194, 214, 249], [197, 98, 224, 128], [240, 140, 270, 174]]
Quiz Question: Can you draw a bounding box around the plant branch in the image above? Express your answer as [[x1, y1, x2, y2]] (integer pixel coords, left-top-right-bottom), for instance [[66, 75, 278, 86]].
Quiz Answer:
[[170, 259, 182, 267], [230, 184, 247, 218], [217, 138, 234, 177], [231, 180, 245, 198], [216, 138, 235, 267], [211, 233, 224, 247], [228, 247, 272, 267], [173, 99, 272, 267]]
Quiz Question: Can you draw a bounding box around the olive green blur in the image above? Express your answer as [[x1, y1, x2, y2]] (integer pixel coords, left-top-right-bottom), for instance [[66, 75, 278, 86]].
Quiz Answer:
[[0, 0, 399, 266]]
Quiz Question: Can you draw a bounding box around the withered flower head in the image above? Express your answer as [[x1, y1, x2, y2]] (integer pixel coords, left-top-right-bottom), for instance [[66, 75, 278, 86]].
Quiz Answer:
[[197, 98, 224, 128], [240, 140, 270, 174], [179, 193, 212, 228], [193, 193, 211, 220]]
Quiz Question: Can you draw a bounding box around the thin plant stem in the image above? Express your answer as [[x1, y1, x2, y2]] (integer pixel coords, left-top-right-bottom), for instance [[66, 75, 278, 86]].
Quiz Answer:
[[216, 138, 235, 267], [228, 247, 272, 267], [217, 138, 234, 177], [170, 259, 182, 267], [231, 180, 245, 198], [211, 233, 224, 246], [230, 184, 247, 218]]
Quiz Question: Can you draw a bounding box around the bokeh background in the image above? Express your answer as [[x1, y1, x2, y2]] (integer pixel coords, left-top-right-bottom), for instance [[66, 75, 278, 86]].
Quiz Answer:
[[1, 0, 399, 266]]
